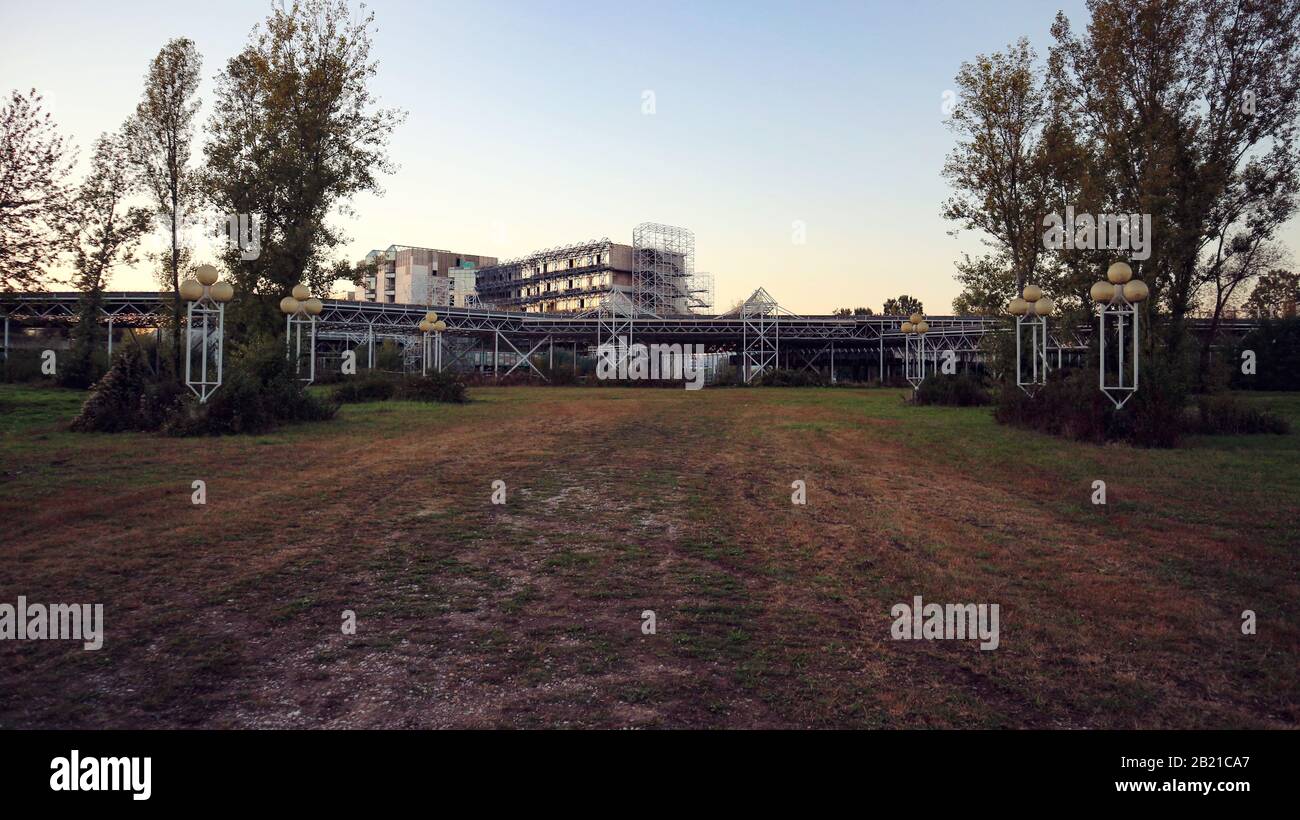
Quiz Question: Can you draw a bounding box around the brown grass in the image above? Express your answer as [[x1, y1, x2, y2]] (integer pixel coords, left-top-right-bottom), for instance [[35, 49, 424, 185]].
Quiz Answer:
[[0, 385, 1295, 728]]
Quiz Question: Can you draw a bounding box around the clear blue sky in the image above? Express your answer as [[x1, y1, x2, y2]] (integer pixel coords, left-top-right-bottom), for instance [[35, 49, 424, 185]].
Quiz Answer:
[[5, 0, 1294, 313]]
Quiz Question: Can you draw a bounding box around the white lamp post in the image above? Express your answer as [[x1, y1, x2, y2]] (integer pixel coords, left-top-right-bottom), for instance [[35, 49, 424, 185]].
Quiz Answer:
[[901, 312, 929, 392], [281, 283, 322, 384], [418, 311, 448, 375], [1008, 285, 1054, 395], [1092, 261, 1149, 408], [181, 264, 233, 403]]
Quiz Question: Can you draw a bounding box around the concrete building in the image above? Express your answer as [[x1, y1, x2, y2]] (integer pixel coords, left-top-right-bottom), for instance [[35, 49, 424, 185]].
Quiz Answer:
[[474, 238, 636, 313], [356, 245, 497, 306]]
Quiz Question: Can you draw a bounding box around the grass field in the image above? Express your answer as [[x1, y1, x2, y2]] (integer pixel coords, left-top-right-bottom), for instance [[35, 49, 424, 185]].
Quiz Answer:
[[1, 383, 1297, 728]]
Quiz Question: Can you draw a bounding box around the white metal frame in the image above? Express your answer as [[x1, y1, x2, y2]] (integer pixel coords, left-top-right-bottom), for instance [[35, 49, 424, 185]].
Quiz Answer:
[[185, 296, 225, 403], [904, 332, 926, 391], [1016, 313, 1049, 395], [286, 312, 317, 384], [1099, 295, 1139, 409]]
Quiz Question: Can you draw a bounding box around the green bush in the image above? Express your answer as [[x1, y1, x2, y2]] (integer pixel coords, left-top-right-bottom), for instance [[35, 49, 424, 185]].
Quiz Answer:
[[71, 346, 184, 433], [163, 336, 337, 435], [2, 349, 52, 383], [73, 335, 335, 435], [333, 374, 398, 403], [914, 373, 992, 406], [757, 368, 825, 387], [331, 371, 468, 404], [1231, 318, 1300, 391], [398, 372, 468, 403], [995, 367, 1114, 444], [1188, 394, 1290, 435]]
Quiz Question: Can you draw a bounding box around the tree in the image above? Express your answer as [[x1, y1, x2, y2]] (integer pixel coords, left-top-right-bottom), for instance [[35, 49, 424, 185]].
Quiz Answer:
[[942, 39, 1056, 297], [1196, 240, 1289, 382], [883, 295, 923, 316], [832, 307, 873, 317], [127, 38, 202, 376], [204, 0, 405, 333], [0, 89, 75, 292], [951, 253, 1015, 316], [1048, 0, 1300, 355], [1243, 269, 1300, 319], [63, 129, 152, 386]]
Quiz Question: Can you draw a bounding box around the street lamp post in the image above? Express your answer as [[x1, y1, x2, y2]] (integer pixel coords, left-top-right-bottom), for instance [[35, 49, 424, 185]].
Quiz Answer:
[[418, 311, 447, 375], [1092, 261, 1149, 409], [1008, 285, 1055, 395], [180, 264, 234, 403], [901, 312, 929, 393], [281, 283, 322, 384]]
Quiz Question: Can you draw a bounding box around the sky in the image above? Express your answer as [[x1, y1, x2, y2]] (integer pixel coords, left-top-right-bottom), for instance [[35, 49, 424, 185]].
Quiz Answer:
[[3, 0, 1297, 315]]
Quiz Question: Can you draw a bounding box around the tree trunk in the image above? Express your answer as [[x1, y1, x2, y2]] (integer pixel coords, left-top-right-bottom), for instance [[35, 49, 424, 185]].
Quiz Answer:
[[170, 188, 181, 381]]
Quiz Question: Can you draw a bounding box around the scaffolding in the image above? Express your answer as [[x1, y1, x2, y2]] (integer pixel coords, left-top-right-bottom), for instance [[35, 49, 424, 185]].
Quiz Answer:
[[475, 238, 617, 312], [740, 287, 780, 383], [632, 222, 710, 317]]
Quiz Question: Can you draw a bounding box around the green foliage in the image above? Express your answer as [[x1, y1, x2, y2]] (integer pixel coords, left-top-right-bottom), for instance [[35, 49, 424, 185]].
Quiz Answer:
[[398, 372, 468, 404], [332, 371, 468, 404], [333, 373, 397, 403], [757, 368, 825, 387], [71, 346, 184, 432], [1189, 394, 1290, 436], [2, 349, 50, 383], [882, 295, 923, 316], [1232, 319, 1300, 391], [914, 373, 992, 406], [992, 330, 1293, 446], [203, 0, 404, 318], [164, 335, 337, 435], [72, 334, 334, 435]]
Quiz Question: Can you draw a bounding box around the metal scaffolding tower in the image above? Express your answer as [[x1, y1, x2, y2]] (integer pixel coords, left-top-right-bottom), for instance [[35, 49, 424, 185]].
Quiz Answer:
[[632, 222, 709, 317], [741, 287, 780, 383]]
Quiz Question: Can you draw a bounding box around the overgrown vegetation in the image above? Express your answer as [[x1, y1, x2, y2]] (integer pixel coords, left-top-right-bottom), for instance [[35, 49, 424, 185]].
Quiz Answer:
[[1188, 394, 1290, 436], [757, 368, 825, 387], [72, 335, 335, 435], [914, 372, 992, 406], [70, 345, 184, 433], [332, 370, 468, 405], [1232, 319, 1300, 391]]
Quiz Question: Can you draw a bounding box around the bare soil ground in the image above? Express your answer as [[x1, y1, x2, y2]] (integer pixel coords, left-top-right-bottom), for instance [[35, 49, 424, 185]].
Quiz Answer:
[[1, 385, 1296, 728]]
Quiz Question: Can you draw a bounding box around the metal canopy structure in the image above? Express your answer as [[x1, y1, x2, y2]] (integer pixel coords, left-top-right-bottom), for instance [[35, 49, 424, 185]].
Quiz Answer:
[[1, 291, 1263, 380]]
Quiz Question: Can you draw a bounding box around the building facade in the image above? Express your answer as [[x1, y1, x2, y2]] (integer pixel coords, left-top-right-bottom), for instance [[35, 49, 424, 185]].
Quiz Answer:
[[355, 245, 497, 306], [473, 238, 637, 313]]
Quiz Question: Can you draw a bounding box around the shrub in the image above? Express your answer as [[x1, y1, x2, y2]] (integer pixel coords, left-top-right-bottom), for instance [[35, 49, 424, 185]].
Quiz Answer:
[[1188, 394, 1290, 435], [73, 335, 335, 435], [57, 346, 109, 389], [331, 371, 469, 404], [71, 346, 184, 432], [163, 336, 336, 436], [914, 373, 992, 406], [1231, 318, 1300, 391], [995, 367, 1114, 444], [2, 349, 52, 383], [758, 368, 825, 387], [333, 374, 398, 403], [398, 372, 468, 403]]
